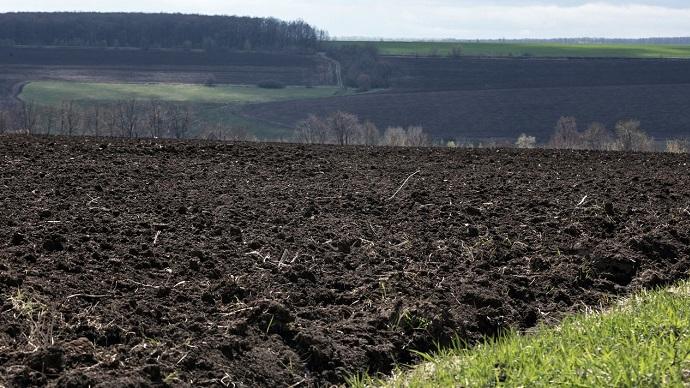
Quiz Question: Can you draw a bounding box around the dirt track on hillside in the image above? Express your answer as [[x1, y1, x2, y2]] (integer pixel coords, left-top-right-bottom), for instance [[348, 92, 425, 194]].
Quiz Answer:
[[1, 136, 689, 386]]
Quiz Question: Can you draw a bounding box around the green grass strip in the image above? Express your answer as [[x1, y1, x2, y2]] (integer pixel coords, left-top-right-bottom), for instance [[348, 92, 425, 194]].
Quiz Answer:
[[352, 281, 690, 387], [20, 81, 348, 106], [328, 41, 690, 58]]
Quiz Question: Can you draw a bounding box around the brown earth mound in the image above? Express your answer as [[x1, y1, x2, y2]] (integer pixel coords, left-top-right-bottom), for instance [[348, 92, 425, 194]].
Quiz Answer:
[[1, 135, 689, 386]]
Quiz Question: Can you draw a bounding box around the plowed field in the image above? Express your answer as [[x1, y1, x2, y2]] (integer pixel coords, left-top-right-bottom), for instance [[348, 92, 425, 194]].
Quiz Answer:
[[1, 136, 689, 386]]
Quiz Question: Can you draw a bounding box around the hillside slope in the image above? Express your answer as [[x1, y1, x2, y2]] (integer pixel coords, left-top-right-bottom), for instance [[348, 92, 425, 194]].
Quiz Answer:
[[242, 56, 690, 141]]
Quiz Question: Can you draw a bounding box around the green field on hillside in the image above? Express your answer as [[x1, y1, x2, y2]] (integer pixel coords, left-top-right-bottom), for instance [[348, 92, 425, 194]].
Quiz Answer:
[[20, 81, 349, 106], [353, 281, 690, 387], [328, 41, 690, 58], [19, 81, 345, 140]]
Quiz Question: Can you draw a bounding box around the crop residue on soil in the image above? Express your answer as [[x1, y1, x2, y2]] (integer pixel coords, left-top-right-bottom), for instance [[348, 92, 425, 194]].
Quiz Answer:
[[1, 135, 689, 386]]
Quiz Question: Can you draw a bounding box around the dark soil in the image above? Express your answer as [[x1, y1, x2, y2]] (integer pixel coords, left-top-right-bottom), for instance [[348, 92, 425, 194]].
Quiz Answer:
[[241, 83, 690, 141], [0, 47, 318, 68], [384, 56, 690, 91], [1, 135, 689, 387]]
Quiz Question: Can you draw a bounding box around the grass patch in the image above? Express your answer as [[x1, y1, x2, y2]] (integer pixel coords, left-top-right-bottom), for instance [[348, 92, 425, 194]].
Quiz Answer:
[[18, 80, 349, 140], [8, 289, 55, 351], [9, 289, 46, 318], [353, 281, 690, 387], [20, 81, 348, 106], [328, 41, 690, 58]]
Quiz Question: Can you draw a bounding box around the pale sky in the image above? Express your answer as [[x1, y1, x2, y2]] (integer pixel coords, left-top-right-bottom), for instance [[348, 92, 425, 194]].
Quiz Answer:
[[2, 1, 689, 39]]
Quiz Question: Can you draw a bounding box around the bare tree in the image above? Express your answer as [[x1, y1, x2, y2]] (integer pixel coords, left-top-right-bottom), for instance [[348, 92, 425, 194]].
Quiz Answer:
[[202, 123, 225, 141], [116, 99, 139, 138], [225, 125, 255, 142], [41, 106, 56, 135], [614, 120, 654, 152], [200, 122, 253, 142], [406, 126, 430, 147], [147, 100, 165, 138], [328, 111, 360, 145], [19, 101, 39, 134], [382, 127, 407, 146], [59, 101, 80, 136], [82, 104, 103, 137], [0, 109, 8, 134], [104, 105, 118, 137], [360, 121, 380, 146], [582, 122, 613, 150], [167, 104, 191, 139], [549, 116, 581, 149], [295, 114, 330, 144]]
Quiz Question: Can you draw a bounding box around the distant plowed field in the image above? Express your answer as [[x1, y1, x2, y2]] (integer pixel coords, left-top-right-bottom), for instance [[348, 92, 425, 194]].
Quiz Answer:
[[1, 136, 690, 386], [240, 56, 690, 141], [241, 83, 690, 141], [4, 47, 690, 142], [0, 47, 319, 68], [385, 56, 690, 90]]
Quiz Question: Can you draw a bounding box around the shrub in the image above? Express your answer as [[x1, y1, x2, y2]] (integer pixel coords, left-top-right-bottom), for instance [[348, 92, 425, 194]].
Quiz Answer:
[[257, 80, 285, 89], [406, 126, 430, 147], [203, 76, 216, 87], [546, 117, 657, 152], [382, 127, 407, 147], [614, 120, 655, 152], [328, 111, 361, 145], [360, 121, 380, 145], [356, 74, 372, 92], [666, 139, 690, 153], [582, 122, 614, 150], [449, 45, 463, 58], [548, 116, 581, 149], [515, 133, 537, 149], [292, 112, 428, 147], [294, 114, 329, 144]]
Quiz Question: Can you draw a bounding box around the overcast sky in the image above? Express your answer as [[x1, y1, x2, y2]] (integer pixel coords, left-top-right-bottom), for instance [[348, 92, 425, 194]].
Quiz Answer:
[[2, 1, 689, 39]]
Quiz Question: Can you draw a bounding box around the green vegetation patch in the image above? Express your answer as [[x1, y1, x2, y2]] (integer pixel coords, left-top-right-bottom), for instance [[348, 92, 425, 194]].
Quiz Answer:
[[20, 81, 348, 106], [329, 41, 690, 58], [354, 281, 690, 387], [191, 103, 292, 140]]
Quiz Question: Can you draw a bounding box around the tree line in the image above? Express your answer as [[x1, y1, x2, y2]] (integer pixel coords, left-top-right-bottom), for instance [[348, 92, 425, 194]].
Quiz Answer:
[[0, 100, 260, 141], [294, 111, 431, 146], [0, 100, 195, 139], [3, 104, 687, 153], [0, 12, 327, 52], [515, 116, 688, 153], [546, 117, 656, 152]]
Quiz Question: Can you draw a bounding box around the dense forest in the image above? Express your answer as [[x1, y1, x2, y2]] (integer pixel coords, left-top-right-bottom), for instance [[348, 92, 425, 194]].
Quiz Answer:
[[0, 12, 327, 51]]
